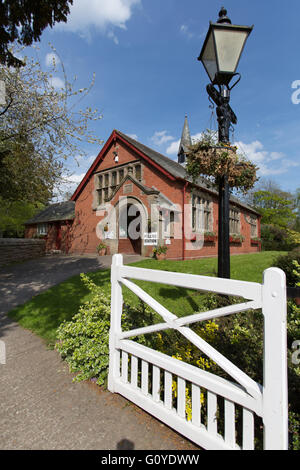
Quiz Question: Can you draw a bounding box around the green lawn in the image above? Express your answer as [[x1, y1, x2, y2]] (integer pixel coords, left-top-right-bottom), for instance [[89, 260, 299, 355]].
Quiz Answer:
[[8, 251, 284, 345]]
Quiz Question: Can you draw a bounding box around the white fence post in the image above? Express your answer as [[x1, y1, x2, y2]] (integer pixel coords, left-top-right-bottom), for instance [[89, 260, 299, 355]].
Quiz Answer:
[[108, 254, 123, 393], [262, 268, 288, 450]]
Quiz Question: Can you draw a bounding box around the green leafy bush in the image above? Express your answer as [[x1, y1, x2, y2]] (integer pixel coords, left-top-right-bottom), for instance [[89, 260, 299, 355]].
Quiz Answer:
[[274, 248, 300, 286], [55, 274, 111, 386], [55, 273, 162, 386], [261, 224, 297, 251]]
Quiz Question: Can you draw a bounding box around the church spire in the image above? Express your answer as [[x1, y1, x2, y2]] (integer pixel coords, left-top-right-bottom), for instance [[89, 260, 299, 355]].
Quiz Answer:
[[178, 115, 192, 165]]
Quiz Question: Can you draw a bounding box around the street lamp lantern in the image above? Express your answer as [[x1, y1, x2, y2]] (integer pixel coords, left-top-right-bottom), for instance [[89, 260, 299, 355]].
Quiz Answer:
[[198, 7, 253, 88], [197, 8, 253, 279]]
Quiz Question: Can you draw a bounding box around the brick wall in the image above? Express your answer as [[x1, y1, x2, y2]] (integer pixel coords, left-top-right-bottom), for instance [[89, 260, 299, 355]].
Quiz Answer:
[[0, 238, 46, 268], [69, 135, 261, 259]]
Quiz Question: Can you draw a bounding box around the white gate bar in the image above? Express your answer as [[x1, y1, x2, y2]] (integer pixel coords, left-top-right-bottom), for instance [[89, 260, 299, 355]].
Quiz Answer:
[[119, 300, 261, 340], [131, 355, 138, 388], [177, 377, 186, 418], [164, 371, 173, 410], [242, 409, 254, 450], [120, 322, 168, 340], [108, 254, 124, 392], [224, 399, 236, 447], [121, 277, 178, 323], [121, 351, 128, 383], [175, 300, 261, 327], [175, 325, 262, 400], [192, 384, 201, 427], [207, 391, 218, 435], [141, 360, 149, 395], [153, 365, 160, 402], [262, 268, 288, 450], [117, 340, 262, 416], [118, 265, 262, 301]]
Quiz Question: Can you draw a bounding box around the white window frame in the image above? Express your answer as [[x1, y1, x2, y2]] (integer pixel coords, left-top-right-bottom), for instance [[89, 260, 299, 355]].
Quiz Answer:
[[37, 223, 48, 236]]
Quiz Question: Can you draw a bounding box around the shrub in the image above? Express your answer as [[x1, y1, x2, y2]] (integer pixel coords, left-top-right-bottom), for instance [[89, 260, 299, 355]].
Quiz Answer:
[[55, 274, 162, 386], [274, 248, 300, 287], [261, 224, 297, 251], [152, 245, 168, 256], [56, 274, 111, 386]]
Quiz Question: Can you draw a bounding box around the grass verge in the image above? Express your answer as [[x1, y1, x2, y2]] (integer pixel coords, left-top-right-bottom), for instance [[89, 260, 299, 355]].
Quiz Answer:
[[8, 251, 284, 345]]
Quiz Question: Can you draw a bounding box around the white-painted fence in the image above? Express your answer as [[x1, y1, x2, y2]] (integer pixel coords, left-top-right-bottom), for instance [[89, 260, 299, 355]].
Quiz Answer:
[[108, 254, 288, 450]]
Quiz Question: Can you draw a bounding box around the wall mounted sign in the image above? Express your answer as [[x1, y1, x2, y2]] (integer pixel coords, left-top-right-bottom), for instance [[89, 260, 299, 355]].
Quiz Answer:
[[144, 232, 158, 246]]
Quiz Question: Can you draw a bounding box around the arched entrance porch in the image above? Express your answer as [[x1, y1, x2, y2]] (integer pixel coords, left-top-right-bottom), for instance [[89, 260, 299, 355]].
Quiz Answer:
[[117, 198, 147, 255]]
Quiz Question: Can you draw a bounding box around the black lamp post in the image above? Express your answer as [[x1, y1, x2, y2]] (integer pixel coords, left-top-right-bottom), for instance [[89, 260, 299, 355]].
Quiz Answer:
[[198, 7, 253, 278]]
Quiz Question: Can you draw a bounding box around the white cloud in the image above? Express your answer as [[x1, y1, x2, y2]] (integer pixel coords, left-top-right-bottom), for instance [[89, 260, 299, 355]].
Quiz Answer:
[[166, 139, 180, 156], [235, 140, 299, 176], [151, 130, 175, 147], [165, 132, 212, 156], [180, 24, 194, 40], [45, 52, 60, 68], [48, 76, 65, 90], [127, 133, 138, 140], [56, 0, 141, 43]]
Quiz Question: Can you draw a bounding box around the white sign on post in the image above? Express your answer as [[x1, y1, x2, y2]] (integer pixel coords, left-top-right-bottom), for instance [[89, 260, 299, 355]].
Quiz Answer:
[[144, 232, 158, 246]]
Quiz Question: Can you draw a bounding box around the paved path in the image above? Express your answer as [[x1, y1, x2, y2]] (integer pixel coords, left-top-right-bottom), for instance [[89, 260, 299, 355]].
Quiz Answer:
[[0, 255, 198, 450]]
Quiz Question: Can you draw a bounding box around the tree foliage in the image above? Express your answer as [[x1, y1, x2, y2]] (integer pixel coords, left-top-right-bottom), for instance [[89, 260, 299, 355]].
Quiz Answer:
[[253, 190, 296, 228], [0, 197, 44, 237], [0, 47, 102, 205], [0, 0, 73, 67]]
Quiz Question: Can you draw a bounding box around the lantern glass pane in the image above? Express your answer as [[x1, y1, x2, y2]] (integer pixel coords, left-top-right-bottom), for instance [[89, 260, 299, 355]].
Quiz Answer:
[[214, 28, 249, 73], [201, 30, 218, 82]]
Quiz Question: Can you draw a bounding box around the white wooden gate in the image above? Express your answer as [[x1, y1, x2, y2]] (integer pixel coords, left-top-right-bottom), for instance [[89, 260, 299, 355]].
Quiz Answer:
[[108, 254, 288, 450]]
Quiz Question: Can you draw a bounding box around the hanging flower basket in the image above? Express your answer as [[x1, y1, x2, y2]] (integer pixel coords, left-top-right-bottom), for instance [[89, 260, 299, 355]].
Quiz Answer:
[[186, 133, 259, 194]]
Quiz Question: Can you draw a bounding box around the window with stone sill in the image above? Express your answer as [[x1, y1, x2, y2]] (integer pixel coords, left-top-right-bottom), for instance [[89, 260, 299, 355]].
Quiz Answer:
[[250, 215, 258, 238], [135, 164, 141, 181], [95, 163, 143, 206], [119, 169, 124, 183], [229, 208, 240, 235], [103, 188, 109, 202], [192, 195, 212, 232], [163, 211, 175, 238]]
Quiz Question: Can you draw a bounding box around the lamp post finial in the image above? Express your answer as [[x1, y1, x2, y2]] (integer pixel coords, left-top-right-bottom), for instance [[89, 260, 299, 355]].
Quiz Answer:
[[217, 7, 232, 24]]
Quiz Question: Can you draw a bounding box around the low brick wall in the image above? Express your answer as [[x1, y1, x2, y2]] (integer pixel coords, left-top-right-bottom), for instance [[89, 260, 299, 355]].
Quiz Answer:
[[0, 238, 46, 268]]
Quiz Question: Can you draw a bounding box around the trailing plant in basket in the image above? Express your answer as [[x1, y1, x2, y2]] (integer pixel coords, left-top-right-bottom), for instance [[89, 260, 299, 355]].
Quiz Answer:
[[186, 131, 259, 194]]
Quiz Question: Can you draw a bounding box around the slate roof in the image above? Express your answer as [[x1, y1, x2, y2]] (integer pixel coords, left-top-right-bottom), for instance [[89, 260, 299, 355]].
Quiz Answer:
[[25, 201, 75, 225]]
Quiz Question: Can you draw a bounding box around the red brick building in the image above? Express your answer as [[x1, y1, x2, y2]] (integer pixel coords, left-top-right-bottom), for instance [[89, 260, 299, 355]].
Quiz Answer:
[[25, 118, 261, 260]]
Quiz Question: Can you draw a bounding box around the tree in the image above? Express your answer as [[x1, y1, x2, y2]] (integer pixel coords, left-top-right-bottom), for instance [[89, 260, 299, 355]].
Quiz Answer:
[[0, 197, 44, 237], [293, 188, 300, 232], [0, 0, 73, 67], [0, 47, 103, 205], [253, 190, 296, 229]]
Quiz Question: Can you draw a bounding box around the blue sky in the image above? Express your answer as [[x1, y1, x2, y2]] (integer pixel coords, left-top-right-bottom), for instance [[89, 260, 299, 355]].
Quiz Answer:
[[28, 0, 299, 196]]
